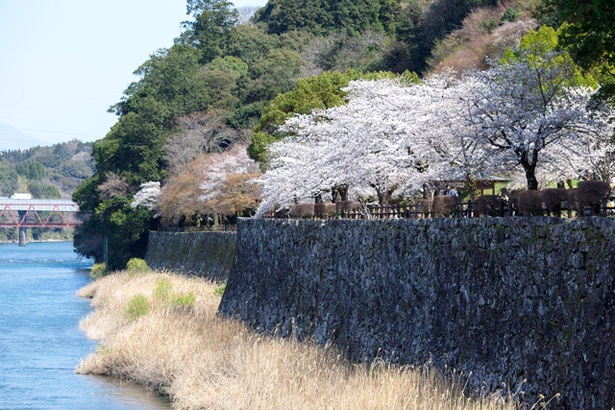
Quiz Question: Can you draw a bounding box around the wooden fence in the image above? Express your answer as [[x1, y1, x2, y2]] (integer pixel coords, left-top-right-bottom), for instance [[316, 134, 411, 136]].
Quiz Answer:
[[157, 200, 615, 231], [158, 224, 237, 233], [263, 200, 615, 220]]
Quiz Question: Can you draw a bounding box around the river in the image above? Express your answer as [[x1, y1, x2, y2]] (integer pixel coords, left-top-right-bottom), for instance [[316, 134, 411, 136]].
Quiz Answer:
[[0, 241, 171, 410]]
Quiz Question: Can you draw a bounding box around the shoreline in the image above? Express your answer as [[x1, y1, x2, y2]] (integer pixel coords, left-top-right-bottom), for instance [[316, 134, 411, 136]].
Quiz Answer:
[[0, 238, 73, 244], [75, 270, 516, 410]]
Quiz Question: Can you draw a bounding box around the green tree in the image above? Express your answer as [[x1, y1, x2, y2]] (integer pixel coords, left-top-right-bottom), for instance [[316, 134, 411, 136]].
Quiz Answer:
[[75, 13, 226, 269], [179, 0, 239, 63], [74, 49, 193, 267], [94, 98, 170, 185], [113, 45, 213, 119], [227, 24, 280, 66], [207, 55, 248, 74], [15, 160, 45, 180], [255, 0, 401, 36], [0, 160, 18, 196], [28, 181, 60, 199], [73, 191, 154, 271], [538, 0, 615, 71], [500, 26, 597, 89], [256, 0, 330, 35], [240, 48, 304, 103]]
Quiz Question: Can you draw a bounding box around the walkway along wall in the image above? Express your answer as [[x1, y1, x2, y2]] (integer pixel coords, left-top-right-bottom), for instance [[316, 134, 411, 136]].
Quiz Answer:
[[145, 231, 236, 282], [218, 217, 615, 409]]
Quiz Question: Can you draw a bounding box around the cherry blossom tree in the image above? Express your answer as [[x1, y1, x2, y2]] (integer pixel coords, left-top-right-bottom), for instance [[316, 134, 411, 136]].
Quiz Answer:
[[551, 97, 615, 183], [199, 145, 262, 217], [158, 162, 204, 226], [256, 52, 615, 215], [460, 25, 603, 190], [256, 78, 458, 215], [130, 181, 161, 215]]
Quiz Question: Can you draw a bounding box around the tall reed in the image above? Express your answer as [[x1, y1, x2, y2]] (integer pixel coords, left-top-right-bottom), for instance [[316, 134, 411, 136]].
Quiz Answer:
[[76, 271, 516, 410]]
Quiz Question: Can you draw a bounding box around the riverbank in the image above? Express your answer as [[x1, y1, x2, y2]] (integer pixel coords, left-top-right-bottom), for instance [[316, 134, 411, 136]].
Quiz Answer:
[[76, 270, 516, 410], [0, 228, 73, 244]]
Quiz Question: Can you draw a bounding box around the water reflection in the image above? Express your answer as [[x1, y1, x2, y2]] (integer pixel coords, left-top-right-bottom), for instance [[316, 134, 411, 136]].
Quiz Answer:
[[82, 375, 172, 410]]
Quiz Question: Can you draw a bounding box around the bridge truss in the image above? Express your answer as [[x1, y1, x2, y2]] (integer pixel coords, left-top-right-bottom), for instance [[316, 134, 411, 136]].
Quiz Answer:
[[0, 199, 81, 228]]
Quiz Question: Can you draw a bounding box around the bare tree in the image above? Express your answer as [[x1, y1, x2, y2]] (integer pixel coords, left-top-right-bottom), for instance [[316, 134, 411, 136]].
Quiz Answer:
[[164, 110, 245, 174], [97, 172, 131, 199], [236, 6, 260, 25]]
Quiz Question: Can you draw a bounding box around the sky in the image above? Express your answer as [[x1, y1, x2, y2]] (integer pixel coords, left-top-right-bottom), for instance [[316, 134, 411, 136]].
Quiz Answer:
[[0, 0, 268, 149]]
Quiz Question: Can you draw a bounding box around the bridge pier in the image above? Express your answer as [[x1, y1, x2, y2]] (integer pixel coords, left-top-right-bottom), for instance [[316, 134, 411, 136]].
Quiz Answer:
[[18, 210, 27, 246], [19, 227, 27, 247]]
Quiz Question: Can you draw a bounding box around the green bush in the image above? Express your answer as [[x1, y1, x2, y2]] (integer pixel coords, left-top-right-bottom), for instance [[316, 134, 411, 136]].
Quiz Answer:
[[170, 292, 197, 309], [153, 278, 173, 302], [126, 258, 149, 273], [90, 263, 108, 280], [124, 294, 150, 321], [501, 7, 519, 23]]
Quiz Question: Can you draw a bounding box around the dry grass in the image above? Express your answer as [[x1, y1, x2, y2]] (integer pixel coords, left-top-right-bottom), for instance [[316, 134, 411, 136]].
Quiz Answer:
[[428, 4, 538, 75], [76, 271, 517, 410]]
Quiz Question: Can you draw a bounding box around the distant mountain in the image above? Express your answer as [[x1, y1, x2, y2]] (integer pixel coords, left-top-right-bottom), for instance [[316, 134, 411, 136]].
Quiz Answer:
[[0, 124, 50, 151]]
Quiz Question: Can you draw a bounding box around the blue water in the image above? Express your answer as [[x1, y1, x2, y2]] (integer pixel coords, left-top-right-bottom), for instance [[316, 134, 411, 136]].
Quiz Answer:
[[0, 242, 170, 410]]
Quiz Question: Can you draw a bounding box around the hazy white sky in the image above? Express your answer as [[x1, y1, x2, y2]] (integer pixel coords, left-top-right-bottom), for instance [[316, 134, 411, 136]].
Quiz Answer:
[[0, 0, 267, 146]]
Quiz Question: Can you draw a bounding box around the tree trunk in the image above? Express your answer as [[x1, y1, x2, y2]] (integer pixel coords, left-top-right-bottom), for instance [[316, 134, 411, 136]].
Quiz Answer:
[[375, 186, 396, 205], [521, 150, 539, 190], [337, 185, 349, 202]]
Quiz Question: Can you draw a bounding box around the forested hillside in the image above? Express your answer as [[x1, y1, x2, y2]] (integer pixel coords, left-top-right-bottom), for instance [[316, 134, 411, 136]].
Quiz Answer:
[[73, 0, 615, 269], [0, 140, 94, 243], [0, 140, 94, 199]]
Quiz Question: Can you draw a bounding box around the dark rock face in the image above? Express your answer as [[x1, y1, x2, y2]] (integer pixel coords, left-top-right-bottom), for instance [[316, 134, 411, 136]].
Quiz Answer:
[[219, 217, 615, 409]]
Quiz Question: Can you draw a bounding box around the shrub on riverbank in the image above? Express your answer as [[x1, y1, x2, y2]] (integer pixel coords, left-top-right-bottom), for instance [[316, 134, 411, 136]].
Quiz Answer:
[[89, 263, 107, 280], [126, 258, 149, 273], [76, 272, 516, 410]]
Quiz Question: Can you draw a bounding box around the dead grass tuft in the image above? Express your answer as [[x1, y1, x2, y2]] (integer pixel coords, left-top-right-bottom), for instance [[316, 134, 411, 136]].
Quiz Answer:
[[76, 272, 517, 410]]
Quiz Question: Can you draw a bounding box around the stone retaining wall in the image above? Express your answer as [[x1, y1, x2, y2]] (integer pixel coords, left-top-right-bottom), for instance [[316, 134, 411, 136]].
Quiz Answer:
[[145, 231, 235, 281], [219, 217, 615, 409]]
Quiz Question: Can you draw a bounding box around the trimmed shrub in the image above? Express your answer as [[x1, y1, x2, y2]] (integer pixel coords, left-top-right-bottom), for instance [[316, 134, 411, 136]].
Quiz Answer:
[[576, 181, 611, 216], [517, 190, 544, 216], [475, 195, 504, 217], [289, 203, 315, 218], [314, 203, 326, 218], [541, 188, 568, 217], [433, 195, 456, 217], [336, 201, 362, 217], [273, 208, 290, 218], [314, 203, 337, 218], [412, 199, 433, 218]]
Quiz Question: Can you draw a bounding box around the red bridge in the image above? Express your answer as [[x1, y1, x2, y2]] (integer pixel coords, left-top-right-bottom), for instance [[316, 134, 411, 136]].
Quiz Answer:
[[0, 198, 81, 246]]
